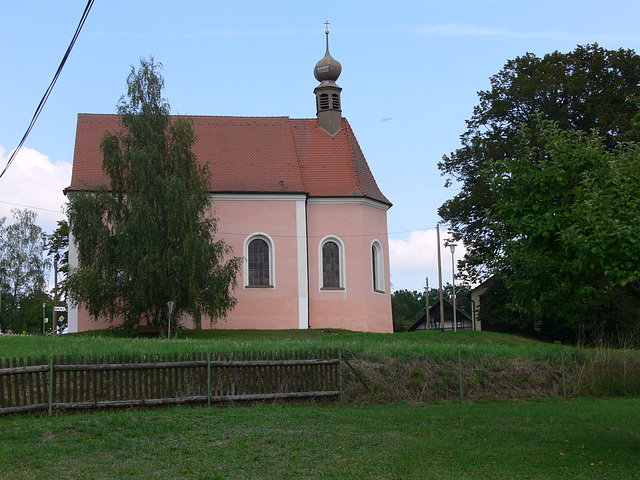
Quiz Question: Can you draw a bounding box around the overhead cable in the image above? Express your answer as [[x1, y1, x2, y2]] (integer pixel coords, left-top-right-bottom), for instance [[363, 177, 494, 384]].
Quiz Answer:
[[0, 0, 95, 180]]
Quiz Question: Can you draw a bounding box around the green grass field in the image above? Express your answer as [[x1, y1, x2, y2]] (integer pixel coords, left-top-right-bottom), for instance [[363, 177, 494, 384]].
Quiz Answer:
[[1, 330, 639, 479], [1, 399, 638, 479], [0, 328, 559, 360]]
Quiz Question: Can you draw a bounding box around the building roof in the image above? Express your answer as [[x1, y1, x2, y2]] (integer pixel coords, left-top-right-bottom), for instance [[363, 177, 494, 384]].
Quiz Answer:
[[408, 298, 473, 332], [66, 114, 391, 206]]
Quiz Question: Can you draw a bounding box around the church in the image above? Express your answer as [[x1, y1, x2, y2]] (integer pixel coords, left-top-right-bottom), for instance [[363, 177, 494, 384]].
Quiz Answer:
[[65, 29, 393, 333]]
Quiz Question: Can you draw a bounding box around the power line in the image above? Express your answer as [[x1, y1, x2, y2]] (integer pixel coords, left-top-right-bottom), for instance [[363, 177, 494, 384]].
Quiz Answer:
[[0, 0, 95, 180], [0, 200, 66, 215]]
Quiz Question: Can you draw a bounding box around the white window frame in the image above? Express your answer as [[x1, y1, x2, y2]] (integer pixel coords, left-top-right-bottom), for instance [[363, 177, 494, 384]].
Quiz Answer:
[[371, 239, 385, 293], [318, 235, 346, 291]]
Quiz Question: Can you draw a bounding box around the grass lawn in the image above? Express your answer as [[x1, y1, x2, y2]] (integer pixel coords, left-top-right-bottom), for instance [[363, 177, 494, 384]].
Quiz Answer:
[[0, 329, 560, 360], [1, 398, 638, 479]]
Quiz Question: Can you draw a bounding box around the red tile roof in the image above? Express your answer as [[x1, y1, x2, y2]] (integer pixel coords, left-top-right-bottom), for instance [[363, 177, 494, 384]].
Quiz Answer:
[[66, 114, 391, 206]]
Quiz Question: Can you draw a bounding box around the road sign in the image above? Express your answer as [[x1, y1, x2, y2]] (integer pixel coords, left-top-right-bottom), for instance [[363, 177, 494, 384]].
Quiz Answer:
[[54, 306, 66, 312]]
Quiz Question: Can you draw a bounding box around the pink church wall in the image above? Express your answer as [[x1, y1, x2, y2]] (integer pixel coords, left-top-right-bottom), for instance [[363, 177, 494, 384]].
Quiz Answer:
[[76, 309, 112, 332], [307, 201, 392, 333], [205, 197, 302, 330], [72, 196, 392, 333]]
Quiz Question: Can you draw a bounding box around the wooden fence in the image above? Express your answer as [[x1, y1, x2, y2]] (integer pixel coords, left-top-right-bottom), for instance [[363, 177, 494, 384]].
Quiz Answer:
[[0, 349, 341, 416]]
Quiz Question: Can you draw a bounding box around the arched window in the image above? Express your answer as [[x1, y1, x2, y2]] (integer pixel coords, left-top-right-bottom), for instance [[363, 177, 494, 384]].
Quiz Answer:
[[244, 234, 275, 287], [323, 241, 340, 288], [371, 240, 385, 293], [319, 236, 345, 290]]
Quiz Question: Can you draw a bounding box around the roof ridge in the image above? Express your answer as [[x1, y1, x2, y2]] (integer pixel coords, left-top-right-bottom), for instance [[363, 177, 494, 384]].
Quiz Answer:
[[344, 120, 391, 205], [344, 120, 366, 197], [79, 113, 297, 119]]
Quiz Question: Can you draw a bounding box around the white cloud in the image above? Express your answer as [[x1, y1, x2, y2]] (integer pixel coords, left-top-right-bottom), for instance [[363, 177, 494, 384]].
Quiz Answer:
[[0, 146, 71, 235], [389, 228, 465, 292]]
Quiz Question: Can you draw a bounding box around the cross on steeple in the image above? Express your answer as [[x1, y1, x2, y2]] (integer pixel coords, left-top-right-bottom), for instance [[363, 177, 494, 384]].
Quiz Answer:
[[324, 20, 330, 34]]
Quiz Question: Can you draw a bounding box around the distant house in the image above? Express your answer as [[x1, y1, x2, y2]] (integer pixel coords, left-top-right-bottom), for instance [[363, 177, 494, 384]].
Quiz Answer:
[[408, 298, 474, 331], [64, 30, 393, 334], [469, 276, 495, 332]]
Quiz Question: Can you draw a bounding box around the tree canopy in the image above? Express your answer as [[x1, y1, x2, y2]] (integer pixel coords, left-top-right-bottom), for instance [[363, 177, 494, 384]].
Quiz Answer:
[[482, 118, 640, 336], [47, 220, 69, 333], [437, 44, 640, 342], [0, 209, 49, 302], [0, 209, 51, 333], [67, 58, 241, 331], [439, 44, 640, 283]]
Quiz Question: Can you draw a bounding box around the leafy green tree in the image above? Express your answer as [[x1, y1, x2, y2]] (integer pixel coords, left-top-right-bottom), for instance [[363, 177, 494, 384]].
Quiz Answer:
[[392, 289, 425, 332], [47, 220, 69, 333], [483, 118, 640, 336], [67, 58, 241, 331], [0, 209, 51, 333], [439, 44, 640, 283], [475, 277, 534, 334], [0, 209, 50, 300], [15, 290, 53, 335]]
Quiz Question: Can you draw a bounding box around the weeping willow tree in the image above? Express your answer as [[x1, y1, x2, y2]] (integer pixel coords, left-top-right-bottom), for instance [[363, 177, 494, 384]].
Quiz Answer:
[[67, 57, 241, 331]]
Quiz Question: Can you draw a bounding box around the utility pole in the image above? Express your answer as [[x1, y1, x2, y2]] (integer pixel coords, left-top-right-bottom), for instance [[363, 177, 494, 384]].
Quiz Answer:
[[425, 277, 430, 329], [437, 224, 445, 330], [52, 255, 59, 335]]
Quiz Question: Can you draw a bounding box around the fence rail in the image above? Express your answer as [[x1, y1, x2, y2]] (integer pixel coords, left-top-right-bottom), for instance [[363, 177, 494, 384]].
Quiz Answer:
[[0, 349, 340, 416]]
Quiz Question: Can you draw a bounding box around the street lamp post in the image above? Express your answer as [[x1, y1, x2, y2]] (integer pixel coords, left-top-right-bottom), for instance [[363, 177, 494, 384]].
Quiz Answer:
[[448, 244, 457, 333]]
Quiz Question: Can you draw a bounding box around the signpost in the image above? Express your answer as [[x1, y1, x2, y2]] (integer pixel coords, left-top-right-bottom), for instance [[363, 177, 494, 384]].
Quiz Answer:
[[52, 306, 66, 336], [167, 301, 174, 339]]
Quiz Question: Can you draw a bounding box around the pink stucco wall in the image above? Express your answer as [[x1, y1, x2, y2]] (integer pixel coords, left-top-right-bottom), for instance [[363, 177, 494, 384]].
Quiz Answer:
[[207, 196, 302, 330], [72, 196, 392, 333], [306, 201, 392, 333]]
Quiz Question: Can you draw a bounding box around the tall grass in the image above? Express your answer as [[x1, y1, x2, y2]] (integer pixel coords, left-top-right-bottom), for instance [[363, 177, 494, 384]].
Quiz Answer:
[[0, 329, 559, 360], [2, 329, 639, 402]]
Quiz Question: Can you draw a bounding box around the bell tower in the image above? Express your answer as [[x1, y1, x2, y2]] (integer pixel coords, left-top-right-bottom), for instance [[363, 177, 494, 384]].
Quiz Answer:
[[314, 22, 342, 136]]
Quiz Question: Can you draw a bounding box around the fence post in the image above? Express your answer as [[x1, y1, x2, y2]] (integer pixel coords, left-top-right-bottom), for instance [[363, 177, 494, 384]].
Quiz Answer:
[[207, 354, 211, 408], [48, 357, 54, 416], [561, 349, 566, 400], [458, 347, 463, 402], [338, 349, 343, 404]]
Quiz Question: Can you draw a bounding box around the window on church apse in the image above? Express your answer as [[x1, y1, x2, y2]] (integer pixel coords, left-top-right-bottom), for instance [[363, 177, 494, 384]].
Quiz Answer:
[[372, 240, 385, 293]]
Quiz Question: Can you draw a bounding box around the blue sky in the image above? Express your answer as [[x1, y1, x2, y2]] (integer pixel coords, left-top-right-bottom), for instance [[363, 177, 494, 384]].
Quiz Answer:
[[2, 0, 640, 292]]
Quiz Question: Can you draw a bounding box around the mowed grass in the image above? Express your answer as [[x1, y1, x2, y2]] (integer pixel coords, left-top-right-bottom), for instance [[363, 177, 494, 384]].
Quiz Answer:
[[1, 398, 638, 479], [0, 328, 557, 360]]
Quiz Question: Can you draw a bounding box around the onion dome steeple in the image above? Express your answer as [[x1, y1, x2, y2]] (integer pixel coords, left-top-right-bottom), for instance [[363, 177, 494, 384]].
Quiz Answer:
[[314, 24, 342, 83], [314, 22, 343, 136]]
